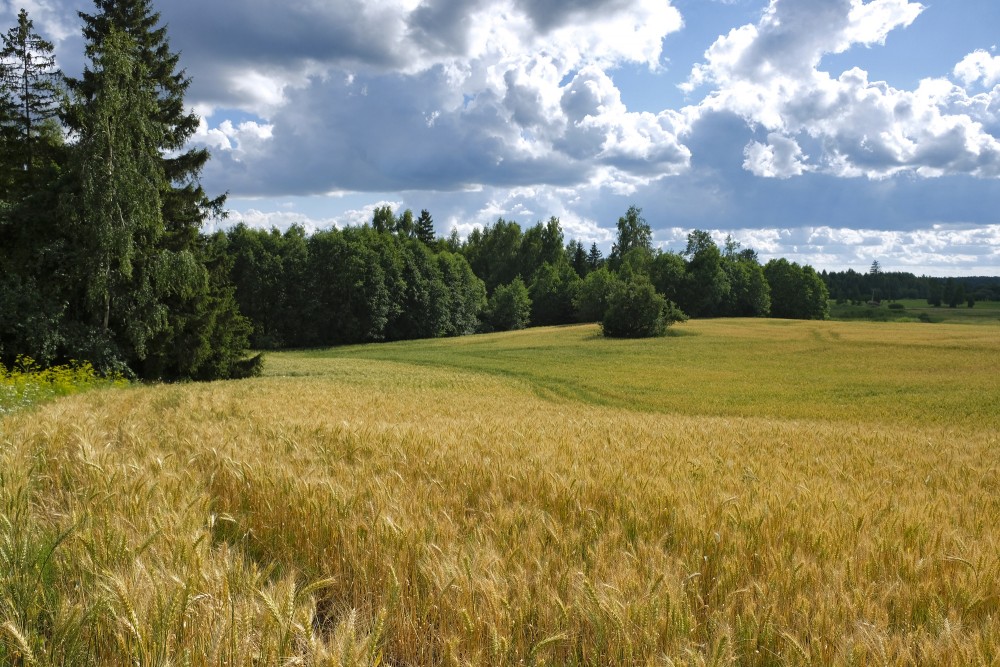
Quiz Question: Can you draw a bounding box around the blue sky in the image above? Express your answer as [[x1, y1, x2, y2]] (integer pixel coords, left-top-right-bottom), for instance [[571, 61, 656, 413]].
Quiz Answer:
[[8, 0, 1000, 275]]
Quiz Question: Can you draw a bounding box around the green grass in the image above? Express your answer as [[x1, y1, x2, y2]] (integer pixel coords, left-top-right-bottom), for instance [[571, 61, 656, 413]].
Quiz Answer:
[[831, 298, 1000, 324], [269, 319, 1000, 428]]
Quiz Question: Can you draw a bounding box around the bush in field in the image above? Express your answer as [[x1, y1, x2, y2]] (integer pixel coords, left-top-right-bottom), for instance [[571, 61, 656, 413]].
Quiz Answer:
[[601, 277, 687, 338]]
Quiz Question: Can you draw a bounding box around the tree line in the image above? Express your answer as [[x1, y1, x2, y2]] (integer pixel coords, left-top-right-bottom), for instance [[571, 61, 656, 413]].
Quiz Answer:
[[222, 204, 831, 346], [822, 261, 999, 307], [0, 1, 257, 379], [226, 221, 485, 349]]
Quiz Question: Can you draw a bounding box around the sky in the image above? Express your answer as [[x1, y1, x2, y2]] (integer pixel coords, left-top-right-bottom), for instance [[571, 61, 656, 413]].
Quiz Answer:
[[7, 0, 1000, 275]]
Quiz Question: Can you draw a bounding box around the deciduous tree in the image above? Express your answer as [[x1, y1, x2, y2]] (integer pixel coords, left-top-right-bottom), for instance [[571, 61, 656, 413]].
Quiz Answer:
[[609, 205, 651, 269], [680, 230, 730, 317], [485, 277, 531, 331], [764, 258, 829, 320]]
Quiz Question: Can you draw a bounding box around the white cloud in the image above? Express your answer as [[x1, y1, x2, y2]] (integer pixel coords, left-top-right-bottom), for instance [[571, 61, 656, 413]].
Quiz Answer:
[[459, 185, 615, 244], [649, 224, 1000, 275], [843, 0, 923, 49], [172, 0, 690, 195], [190, 0, 693, 198], [954, 50, 1000, 88], [682, 0, 1000, 180], [1, 0, 82, 43], [195, 118, 274, 159], [743, 132, 810, 177]]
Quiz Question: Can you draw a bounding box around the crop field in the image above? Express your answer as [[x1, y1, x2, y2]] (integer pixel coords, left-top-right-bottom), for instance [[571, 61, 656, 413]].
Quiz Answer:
[[2, 319, 999, 665], [829, 299, 1000, 325]]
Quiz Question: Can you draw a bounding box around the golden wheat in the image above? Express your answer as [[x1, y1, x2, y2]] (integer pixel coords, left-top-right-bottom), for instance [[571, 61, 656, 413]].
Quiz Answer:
[[1, 320, 998, 665]]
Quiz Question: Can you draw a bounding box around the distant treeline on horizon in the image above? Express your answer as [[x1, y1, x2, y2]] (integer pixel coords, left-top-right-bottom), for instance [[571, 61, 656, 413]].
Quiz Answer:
[[218, 204, 999, 351]]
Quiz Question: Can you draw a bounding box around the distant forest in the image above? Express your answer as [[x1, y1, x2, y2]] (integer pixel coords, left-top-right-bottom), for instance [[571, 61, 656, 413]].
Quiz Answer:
[[822, 266, 1000, 306], [222, 207, 1000, 352], [1, 4, 997, 378]]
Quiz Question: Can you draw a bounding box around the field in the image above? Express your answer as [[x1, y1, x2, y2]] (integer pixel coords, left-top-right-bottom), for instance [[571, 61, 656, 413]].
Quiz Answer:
[[2, 319, 999, 665], [829, 298, 1000, 325]]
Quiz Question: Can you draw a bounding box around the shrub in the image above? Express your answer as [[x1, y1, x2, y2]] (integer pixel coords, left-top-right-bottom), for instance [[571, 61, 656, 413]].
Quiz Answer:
[[888, 303, 905, 310], [601, 278, 687, 338]]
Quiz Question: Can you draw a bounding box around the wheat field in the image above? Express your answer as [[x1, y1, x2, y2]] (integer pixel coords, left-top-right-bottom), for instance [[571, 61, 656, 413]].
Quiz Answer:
[[1, 320, 998, 665]]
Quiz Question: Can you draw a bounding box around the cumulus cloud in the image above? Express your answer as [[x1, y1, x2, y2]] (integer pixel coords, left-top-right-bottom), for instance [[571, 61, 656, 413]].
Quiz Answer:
[[159, 0, 680, 118], [682, 0, 1000, 180], [743, 132, 810, 177], [194, 118, 273, 158], [0, 0, 83, 43], [954, 50, 1000, 88], [188, 0, 691, 196]]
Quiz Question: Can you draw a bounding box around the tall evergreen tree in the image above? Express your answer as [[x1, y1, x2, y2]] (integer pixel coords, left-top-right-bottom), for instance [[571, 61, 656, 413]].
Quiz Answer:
[[0, 10, 67, 367], [1, 9, 61, 189], [587, 242, 603, 270], [415, 208, 435, 244], [0, 9, 63, 266], [566, 239, 589, 277]]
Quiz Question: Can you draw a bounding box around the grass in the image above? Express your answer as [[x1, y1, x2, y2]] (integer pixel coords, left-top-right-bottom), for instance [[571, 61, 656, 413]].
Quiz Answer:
[[2, 319, 999, 665], [277, 319, 1000, 427], [830, 299, 1000, 325]]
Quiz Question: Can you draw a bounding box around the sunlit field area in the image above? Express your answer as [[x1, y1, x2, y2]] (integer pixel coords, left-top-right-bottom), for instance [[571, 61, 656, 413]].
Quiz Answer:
[[830, 299, 1000, 325], [2, 320, 999, 665]]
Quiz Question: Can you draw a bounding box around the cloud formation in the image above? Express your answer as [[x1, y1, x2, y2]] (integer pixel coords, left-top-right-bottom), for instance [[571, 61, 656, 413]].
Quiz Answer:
[[189, 0, 693, 196], [7, 0, 1000, 274], [183, 0, 1000, 201], [954, 50, 1000, 88], [683, 0, 1000, 180]]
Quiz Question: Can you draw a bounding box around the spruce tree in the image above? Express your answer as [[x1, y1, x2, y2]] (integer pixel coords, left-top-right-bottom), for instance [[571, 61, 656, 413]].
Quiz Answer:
[[415, 209, 436, 244], [0, 9, 61, 189], [587, 242, 603, 270], [0, 10, 68, 366]]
